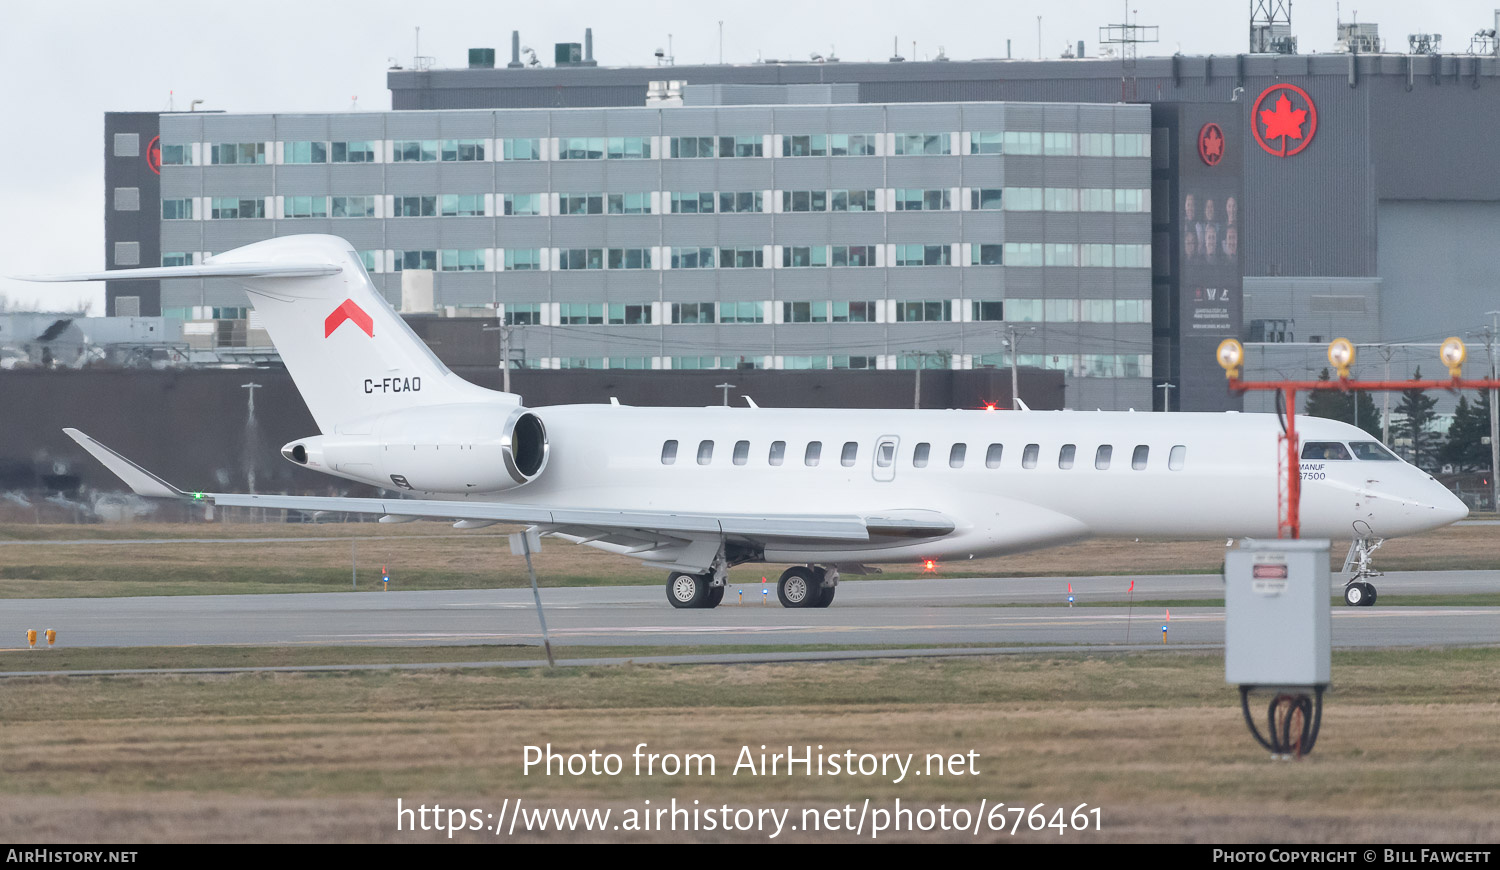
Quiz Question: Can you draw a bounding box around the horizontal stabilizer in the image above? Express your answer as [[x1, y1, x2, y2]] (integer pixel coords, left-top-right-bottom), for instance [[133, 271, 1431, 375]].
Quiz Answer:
[[62, 429, 184, 499], [14, 262, 341, 283]]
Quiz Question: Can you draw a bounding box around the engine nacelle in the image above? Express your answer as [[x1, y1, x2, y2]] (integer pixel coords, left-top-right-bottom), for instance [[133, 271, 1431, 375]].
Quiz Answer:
[[280, 404, 548, 494]]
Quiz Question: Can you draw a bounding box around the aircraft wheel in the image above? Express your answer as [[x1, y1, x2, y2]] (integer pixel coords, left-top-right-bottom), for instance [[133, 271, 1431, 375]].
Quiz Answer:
[[667, 572, 707, 609], [1363, 583, 1377, 606], [812, 583, 836, 608], [1343, 583, 1368, 607], [705, 585, 725, 608], [777, 567, 817, 608]]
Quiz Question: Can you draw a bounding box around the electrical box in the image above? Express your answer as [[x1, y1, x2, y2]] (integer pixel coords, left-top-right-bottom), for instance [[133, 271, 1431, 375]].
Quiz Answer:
[[1224, 539, 1331, 687]]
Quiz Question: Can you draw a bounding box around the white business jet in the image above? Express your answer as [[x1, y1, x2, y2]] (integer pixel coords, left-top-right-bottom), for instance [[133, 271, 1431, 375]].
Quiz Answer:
[[27, 235, 1467, 609]]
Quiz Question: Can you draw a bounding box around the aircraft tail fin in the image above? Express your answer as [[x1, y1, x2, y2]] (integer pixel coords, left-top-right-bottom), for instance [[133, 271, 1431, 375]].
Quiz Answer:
[[19, 235, 510, 433]]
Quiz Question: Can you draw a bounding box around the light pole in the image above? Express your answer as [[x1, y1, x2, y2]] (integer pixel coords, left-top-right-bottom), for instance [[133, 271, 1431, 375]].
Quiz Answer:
[[1484, 311, 1500, 512], [716, 382, 736, 406], [482, 319, 521, 393], [240, 381, 261, 495], [1157, 381, 1176, 412], [1003, 325, 1035, 410]]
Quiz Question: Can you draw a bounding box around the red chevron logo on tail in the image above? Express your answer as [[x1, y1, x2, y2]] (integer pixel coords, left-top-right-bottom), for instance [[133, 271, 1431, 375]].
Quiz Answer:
[[324, 299, 374, 338]]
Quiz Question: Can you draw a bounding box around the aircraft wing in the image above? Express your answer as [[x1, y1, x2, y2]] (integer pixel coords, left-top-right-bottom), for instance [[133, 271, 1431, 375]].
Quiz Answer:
[[64, 429, 954, 570]]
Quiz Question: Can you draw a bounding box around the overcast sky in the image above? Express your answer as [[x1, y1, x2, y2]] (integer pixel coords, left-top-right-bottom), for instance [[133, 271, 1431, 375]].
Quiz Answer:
[[2, 0, 1496, 312]]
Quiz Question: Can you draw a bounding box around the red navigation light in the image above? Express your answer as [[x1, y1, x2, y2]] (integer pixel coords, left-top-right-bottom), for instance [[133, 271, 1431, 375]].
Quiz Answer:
[[983, 402, 997, 412], [922, 559, 939, 574]]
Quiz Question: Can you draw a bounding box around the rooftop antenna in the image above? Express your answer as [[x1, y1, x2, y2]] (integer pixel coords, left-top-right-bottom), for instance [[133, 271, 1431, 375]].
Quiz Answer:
[[890, 36, 903, 62], [350, 94, 359, 110], [719, 20, 724, 64], [1250, 0, 1297, 54], [1100, 3, 1159, 100]]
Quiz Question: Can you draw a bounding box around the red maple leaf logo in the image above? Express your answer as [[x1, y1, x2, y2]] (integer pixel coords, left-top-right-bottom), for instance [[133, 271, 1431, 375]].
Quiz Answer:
[[1259, 94, 1307, 156], [1202, 128, 1223, 159]]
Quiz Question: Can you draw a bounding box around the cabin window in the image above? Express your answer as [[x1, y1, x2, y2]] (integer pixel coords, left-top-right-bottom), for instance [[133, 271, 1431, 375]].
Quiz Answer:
[[876, 443, 895, 467], [1132, 445, 1149, 470], [949, 444, 967, 468], [985, 443, 1003, 468], [1169, 445, 1187, 470], [1059, 444, 1076, 469], [1095, 445, 1112, 470], [769, 441, 786, 466], [1022, 443, 1039, 468], [841, 441, 859, 466], [661, 440, 678, 464], [733, 440, 750, 465], [913, 442, 931, 467], [805, 441, 822, 466], [1350, 441, 1398, 461], [697, 440, 714, 465], [1302, 441, 1352, 461]]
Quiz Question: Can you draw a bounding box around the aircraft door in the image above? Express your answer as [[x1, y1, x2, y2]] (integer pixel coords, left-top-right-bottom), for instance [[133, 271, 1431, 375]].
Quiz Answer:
[[872, 435, 899, 482]]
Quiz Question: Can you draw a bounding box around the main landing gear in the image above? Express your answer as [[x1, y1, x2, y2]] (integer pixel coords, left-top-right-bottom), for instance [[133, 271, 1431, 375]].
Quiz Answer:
[[1341, 523, 1384, 607], [664, 565, 839, 609], [776, 566, 837, 609]]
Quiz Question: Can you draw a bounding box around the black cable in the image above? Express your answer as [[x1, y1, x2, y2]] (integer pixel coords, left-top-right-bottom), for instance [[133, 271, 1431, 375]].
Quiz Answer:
[[1240, 686, 1324, 757]]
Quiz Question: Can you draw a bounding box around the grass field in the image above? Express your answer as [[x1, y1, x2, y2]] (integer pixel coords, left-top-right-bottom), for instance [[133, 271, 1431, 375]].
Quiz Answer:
[[1, 519, 1497, 598], [0, 646, 1495, 843]]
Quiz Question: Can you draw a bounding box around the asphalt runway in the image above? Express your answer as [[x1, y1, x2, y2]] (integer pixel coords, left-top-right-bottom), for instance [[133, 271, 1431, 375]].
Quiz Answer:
[[1, 571, 1496, 652]]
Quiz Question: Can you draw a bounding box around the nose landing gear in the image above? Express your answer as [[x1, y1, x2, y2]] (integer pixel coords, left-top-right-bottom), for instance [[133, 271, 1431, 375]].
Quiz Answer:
[[1341, 523, 1384, 607]]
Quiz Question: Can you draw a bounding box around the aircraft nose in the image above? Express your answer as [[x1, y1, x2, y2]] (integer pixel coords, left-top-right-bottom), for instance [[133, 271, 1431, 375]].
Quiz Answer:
[[1432, 485, 1470, 525]]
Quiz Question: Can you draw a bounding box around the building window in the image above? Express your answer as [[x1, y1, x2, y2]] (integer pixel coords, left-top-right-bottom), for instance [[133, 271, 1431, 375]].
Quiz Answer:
[[284, 141, 327, 164], [558, 249, 605, 270], [1004, 188, 1044, 211], [211, 143, 266, 165], [559, 193, 604, 215], [606, 248, 652, 269], [671, 302, 716, 324], [395, 250, 437, 271], [831, 189, 876, 212], [607, 192, 651, 215], [560, 137, 605, 160], [782, 190, 828, 212], [503, 249, 541, 271], [894, 133, 950, 155], [831, 246, 877, 267], [112, 242, 139, 266], [970, 245, 1003, 267], [503, 138, 541, 160], [971, 188, 1003, 210], [670, 247, 715, 269], [720, 302, 764, 324], [970, 132, 1003, 154], [894, 189, 951, 211], [606, 137, 652, 159], [784, 356, 827, 370], [718, 135, 763, 157], [440, 249, 485, 271], [442, 139, 485, 161], [1043, 132, 1077, 156], [669, 136, 715, 158], [833, 355, 877, 369], [284, 196, 328, 218], [781, 246, 828, 268], [608, 303, 653, 325], [209, 197, 265, 219], [782, 301, 829, 323], [895, 245, 951, 267], [718, 247, 764, 268], [1002, 131, 1042, 155], [719, 191, 763, 213], [395, 196, 437, 217], [1045, 244, 1078, 267], [831, 301, 878, 323], [331, 141, 375, 163], [161, 252, 191, 267], [358, 251, 380, 272], [1079, 134, 1113, 157], [332, 196, 376, 218], [559, 303, 605, 325], [971, 300, 1003, 321], [112, 133, 139, 157], [895, 301, 952, 322], [782, 135, 829, 157], [1003, 243, 1043, 267], [392, 140, 440, 162], [830, 134, 877, 155], [670, 192, 715, 214], [1114, 133, 1150, 157], [1044, 188, 1079, 211], [441, 194, 485, 217], [162, 199, 195, 220], [503, 193, 542, 216], [505, 303, 543, 323], [160, 144, 193, 165]]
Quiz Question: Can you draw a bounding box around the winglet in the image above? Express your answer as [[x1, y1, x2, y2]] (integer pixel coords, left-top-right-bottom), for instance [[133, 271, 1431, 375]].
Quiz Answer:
[[62, 429, 186, 499]]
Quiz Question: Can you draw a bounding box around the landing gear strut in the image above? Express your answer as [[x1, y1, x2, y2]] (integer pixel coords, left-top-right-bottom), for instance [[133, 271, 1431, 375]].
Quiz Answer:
[[777, 565, 838, 608], [1341, 523, 1384, 607]]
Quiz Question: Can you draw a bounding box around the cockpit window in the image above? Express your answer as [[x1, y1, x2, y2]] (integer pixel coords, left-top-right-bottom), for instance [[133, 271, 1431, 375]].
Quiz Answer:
[[1301, 441, 1352, 461], [1349, 441, 1398, 461]]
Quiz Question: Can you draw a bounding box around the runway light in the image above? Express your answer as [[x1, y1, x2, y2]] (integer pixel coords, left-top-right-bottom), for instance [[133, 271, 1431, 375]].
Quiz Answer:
[[45, 629, 55, 649], [1327, 338, 1355, 379], [26, 629, 36, 650], [1216, 338, 1244, 380], [1440, 337, 1467, 378]]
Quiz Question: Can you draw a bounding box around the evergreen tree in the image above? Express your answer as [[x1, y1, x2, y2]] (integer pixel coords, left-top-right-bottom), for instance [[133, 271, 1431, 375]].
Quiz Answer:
[[1303, 369, 1344, 419], [1443, 393, 1493, 471], [1302, 368, 1382, 438], [1395, 367, 1440, 471]]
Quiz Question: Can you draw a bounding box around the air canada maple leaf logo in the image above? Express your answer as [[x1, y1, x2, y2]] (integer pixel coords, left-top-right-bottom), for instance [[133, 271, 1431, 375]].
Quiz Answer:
[[1197, 123, 1225, 166], [1251, 83, 1318, 158], [325, 299, 375, 338]]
